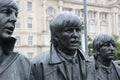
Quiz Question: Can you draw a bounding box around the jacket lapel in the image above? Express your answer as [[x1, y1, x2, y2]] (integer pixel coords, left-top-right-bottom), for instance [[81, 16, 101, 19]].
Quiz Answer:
[[0, 52, 19, 74], [49, 45, 67, 80], [112, 61, 120, 79], [57, 63, 67, 80], [80, 60, 86, 80]]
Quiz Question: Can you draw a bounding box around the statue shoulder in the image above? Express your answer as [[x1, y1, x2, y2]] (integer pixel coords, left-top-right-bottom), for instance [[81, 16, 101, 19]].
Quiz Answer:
[[31, 50, 50, 64]]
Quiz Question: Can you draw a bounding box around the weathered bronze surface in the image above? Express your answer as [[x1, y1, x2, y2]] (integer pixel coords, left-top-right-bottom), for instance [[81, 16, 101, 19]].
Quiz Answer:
[[0, 0, 31, 80], [31, 12, 95, 80], [92, 34, 120, 80]]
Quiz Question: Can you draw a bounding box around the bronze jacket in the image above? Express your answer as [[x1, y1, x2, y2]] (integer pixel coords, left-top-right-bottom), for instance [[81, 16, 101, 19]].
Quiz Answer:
[[31, 45, 96, 80], [91, 57, 120, 80], [0, 37, 31, 80]]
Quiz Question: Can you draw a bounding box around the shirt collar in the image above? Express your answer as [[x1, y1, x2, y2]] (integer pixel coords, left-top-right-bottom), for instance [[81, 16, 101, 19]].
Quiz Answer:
[[57, 48, 78, 63], [96, 60, 113, 73]]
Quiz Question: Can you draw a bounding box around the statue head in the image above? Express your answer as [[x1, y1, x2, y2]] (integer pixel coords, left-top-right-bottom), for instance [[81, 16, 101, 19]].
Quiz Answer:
[[0, 0, 18, 40], [92, 34, 116, 60], [50, 11, 82, 55]]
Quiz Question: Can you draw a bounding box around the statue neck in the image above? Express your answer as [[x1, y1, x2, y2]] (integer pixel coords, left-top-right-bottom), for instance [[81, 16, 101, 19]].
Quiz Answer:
[[97, 56, 112, 67], [57, 46, 77, 56]]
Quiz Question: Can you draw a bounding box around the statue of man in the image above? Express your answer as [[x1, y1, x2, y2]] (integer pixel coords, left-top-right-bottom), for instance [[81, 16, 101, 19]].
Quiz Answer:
[[31, 12, 96, 80], [92, 34, 120, 80], [0, 0, 31, 80]]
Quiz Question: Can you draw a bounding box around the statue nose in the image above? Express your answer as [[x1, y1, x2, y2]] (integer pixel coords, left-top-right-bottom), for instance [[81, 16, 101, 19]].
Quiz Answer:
[[110, 44, 115, 51], [73, 30, 78, 37], [9, 13, 17, 23]]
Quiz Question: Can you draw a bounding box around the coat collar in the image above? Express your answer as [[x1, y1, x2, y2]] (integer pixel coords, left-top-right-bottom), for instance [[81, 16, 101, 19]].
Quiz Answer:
[[49, 45, 62, 64], [0, 52, 19, 74], [49, 45, 90, 64]]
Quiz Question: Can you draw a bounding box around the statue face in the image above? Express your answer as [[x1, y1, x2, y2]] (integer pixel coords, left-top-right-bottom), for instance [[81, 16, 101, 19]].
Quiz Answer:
[[99, 42, 115, 60], [56, 25, 81, 52], [0, 1, 18, 39]]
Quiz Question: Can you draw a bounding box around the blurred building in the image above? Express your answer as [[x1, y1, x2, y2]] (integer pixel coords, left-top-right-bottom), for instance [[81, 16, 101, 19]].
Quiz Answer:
[[14, 0, 120, 58]]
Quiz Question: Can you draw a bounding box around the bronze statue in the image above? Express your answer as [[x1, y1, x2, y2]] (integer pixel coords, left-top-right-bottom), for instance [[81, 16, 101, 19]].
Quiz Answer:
[[0, 0, 31, 80], [92, 34, 120, 80], [31, 12, 96, 80]]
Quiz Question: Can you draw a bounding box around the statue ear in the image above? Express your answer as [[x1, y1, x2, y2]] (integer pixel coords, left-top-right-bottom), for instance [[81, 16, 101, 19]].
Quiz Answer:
[[94, 50, 99, 56], [54, 34, 59, 42]]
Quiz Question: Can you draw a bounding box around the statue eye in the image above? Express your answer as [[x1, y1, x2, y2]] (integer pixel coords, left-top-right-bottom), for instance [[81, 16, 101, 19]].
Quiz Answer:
[[101, 43, 109, 47], [1, 8, 11, 15], [64, 28, 73, 33], [76, 28, 81, 32]]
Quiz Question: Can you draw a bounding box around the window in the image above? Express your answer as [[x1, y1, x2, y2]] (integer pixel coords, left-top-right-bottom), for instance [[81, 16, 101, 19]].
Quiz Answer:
[[47, 6, 53, 14], [87, 0, 94, 4], [15, 18, 20, 28], [99, 0, 106, 5], [88, 11, 96, 19], [100, 13, 107, 20], [48, 20, 52, 26], [101, 25, 107, 33], [15, 36, 21, 46], [75, 9, 80, 16], [89, 24, 96, 33], [63, 8, 72, 12], [28, 17, 32, 28], [28, 52, 33, 58], [28, 36, 33, 45], [27, 1, 32, 11], [81, 10, 84, 17]]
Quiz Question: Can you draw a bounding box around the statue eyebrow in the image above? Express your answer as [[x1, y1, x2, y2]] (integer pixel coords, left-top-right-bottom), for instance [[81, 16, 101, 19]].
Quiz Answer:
[[6, 3, 18, 12]]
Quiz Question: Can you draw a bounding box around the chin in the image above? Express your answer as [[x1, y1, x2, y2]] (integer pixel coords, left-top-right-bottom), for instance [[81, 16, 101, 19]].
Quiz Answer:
[[2, 34, 12, 39], [107, 57, 114, 60], [69, 47, 78, 51]]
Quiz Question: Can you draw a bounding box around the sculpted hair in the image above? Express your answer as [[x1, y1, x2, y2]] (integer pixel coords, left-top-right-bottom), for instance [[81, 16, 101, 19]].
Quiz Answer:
[[92, 33, 116, 57], [0, 0, 18, 9], [50, 11, 82, 46]]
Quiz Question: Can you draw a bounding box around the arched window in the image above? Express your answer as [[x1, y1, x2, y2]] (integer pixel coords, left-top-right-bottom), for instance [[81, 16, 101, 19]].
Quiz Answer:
[[100, 21, 107, 33], [88, 20, 96, 33], [89, 24, 96, 33]]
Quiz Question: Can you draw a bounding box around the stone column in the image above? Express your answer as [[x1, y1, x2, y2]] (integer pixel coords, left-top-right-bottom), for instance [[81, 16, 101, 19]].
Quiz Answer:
[[43, 0, 47, 31], [112, 12, 116, 34], [96, 11, 100, 33], [115, 13, 119, 35], [59, 0, 63, 12], [108, 13, 113, 34]]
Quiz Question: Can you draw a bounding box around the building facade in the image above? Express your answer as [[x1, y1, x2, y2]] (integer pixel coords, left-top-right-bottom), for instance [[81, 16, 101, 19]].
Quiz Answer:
[[14, 0, 120, 58]]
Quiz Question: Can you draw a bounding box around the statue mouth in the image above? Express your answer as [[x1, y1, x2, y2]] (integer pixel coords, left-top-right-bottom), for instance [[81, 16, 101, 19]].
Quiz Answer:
[[4, 26, 14, 34], [71, 40, 79, 43], [70, 40, 79, 46], [108, 52, 115, 56]]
